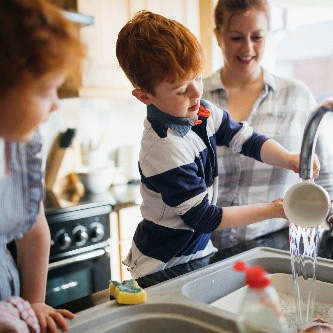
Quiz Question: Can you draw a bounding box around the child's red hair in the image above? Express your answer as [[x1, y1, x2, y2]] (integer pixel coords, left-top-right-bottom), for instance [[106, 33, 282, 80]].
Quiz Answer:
[[116, 10, 205, 95]]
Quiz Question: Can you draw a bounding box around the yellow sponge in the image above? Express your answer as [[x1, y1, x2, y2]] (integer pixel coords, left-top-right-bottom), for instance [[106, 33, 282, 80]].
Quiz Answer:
[[109, 279, 147, 305]]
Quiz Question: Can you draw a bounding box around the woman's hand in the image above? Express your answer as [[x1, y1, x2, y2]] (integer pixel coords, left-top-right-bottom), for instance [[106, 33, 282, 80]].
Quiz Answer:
[[31, 302, 75, 333]]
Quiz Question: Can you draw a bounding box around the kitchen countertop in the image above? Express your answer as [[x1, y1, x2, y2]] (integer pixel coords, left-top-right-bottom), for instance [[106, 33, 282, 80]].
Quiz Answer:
[[57, 226, 333, 314]]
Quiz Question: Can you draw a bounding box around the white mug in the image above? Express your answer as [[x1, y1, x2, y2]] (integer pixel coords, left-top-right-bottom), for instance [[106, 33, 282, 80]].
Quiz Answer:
[[283, 180, 331, 228]]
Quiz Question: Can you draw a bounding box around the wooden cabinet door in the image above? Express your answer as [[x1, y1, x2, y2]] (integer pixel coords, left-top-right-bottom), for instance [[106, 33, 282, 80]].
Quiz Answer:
[[129, 0, 200, 39], [118, 205, 142, 280], [77, 0, 201, 97], [118, 205, 142, 241], [110, 205, 142, 281], [56, 0, 206, 96], [77, 0, 132, 96]]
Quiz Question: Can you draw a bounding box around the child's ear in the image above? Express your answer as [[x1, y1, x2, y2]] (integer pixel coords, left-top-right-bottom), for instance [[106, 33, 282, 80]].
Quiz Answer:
[[214, 28, 222, 46], [132, 88, 152, 105]]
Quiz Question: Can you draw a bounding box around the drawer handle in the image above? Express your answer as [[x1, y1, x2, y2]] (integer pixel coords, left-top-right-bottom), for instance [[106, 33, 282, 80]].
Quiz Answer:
[[48, 247, 110, 271]]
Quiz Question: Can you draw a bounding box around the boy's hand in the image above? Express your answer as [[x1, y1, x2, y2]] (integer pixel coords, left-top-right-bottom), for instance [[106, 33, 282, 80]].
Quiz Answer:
[[31, 302, 75, 333], [312, 154, 320, 178], [271, 198, 286, 219], [289, 153, 320, 178]]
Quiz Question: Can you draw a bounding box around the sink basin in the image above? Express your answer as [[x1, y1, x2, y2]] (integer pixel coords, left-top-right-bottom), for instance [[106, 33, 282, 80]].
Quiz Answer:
[[69, 303, 230, 333], [182, 250, 292, 304], [68, 247, 333, 332], [181, 247, 333, 303]]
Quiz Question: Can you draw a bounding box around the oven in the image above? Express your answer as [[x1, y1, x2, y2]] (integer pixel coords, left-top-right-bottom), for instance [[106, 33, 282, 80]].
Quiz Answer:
[[45, 202, 112, 307]]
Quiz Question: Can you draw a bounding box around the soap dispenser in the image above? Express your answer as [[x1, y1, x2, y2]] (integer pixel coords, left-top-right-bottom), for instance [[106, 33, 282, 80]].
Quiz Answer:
[[233, 261, 289, 333]]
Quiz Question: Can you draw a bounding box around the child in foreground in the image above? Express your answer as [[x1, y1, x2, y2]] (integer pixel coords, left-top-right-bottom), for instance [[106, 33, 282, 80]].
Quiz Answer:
[[0, 0, 84, 332], [116, 11, 319, 278]]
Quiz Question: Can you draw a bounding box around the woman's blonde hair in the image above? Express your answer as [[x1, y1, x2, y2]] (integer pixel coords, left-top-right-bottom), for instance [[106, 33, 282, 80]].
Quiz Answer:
[[215, 0, 270, 30]]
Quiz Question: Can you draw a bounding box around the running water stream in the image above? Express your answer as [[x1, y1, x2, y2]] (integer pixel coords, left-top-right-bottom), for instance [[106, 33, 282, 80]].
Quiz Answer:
[[289, 222, 320, 331]]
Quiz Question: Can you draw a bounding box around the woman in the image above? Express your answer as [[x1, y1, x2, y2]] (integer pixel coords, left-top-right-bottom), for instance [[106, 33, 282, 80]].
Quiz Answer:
[[0, 0, 84, 332], [202, 0, 333, 249]]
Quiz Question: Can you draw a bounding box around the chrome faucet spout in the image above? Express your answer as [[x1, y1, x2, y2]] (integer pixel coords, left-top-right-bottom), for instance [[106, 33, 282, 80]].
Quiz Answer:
[[300, 101, 333, 180]]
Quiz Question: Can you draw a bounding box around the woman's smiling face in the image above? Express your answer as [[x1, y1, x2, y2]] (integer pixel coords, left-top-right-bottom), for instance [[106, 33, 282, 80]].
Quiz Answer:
[[215, 8, 269, 77]]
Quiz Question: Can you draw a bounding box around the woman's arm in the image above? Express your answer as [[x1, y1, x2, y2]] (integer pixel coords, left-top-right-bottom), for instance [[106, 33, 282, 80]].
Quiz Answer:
[[15, 203, 74, 333]]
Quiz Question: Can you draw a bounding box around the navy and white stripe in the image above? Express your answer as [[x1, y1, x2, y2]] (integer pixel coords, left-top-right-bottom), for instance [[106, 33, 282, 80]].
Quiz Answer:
[[123, 99, 268, 278]]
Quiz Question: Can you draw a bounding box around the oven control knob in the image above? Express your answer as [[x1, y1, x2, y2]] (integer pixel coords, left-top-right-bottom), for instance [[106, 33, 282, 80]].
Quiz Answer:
[[73, 226, 88, 246], [56, 232, 72, 250], [90, 222, 105, 242]]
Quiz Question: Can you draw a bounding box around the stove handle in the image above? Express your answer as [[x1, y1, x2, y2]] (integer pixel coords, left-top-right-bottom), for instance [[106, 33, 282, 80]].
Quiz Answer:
[[48, 246, 110, 271]]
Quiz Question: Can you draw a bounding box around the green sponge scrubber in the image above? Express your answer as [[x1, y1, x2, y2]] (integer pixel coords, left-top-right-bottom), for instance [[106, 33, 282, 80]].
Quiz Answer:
[[109, 279, 147, 305]]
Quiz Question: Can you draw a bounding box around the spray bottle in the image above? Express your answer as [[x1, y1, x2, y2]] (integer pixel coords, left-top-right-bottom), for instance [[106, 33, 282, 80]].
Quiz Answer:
[[233, 261, 289, 333]]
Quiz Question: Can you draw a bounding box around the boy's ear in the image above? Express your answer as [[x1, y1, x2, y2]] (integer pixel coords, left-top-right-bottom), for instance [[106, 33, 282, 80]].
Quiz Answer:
[[132, 88, 152, 105], [214, 28, 222, 46]]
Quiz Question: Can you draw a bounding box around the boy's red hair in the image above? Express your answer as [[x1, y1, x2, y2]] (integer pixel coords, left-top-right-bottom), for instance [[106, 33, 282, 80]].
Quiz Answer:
[[116, 10, 205, 95]]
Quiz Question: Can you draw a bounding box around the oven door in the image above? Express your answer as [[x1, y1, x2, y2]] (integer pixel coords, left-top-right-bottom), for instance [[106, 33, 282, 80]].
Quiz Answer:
[[46, 245, 110, 307]]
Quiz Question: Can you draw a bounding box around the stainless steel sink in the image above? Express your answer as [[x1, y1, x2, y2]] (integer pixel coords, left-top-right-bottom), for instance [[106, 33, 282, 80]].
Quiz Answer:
[[68, 247, 333, 332], [182, 248, 293, 305], [68, 303, 230, 332]]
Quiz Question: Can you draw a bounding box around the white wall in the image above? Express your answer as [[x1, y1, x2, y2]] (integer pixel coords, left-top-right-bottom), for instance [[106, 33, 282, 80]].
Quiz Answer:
[[40, 96, 146, 179]]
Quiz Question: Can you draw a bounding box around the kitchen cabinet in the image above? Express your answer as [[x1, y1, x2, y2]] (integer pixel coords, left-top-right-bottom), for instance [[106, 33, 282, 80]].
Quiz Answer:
[[50, 0, 130, 98], [50, 0, 212, 98], [76, 0, 131, 98], [110, 204, 142, 281]]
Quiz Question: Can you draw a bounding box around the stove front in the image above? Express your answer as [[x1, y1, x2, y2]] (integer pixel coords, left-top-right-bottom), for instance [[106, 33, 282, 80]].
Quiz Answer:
[[46, 201, 112, 307]]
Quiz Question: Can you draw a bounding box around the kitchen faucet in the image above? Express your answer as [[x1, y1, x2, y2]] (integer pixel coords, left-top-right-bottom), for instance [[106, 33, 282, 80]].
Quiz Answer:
[[299, 100, 333, 180], [298, 100, 333, 228]]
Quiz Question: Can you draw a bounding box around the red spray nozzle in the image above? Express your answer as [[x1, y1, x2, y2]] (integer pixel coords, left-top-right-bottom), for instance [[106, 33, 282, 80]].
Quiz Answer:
[[233, 260, 271, 289]]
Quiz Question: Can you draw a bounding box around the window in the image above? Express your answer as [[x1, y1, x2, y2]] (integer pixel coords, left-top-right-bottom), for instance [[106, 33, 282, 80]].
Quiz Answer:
[[211, 0, 333, 153], [212, 0, 333, 102], [267, 2, 333, 102], [267, 1, 333, 152]]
